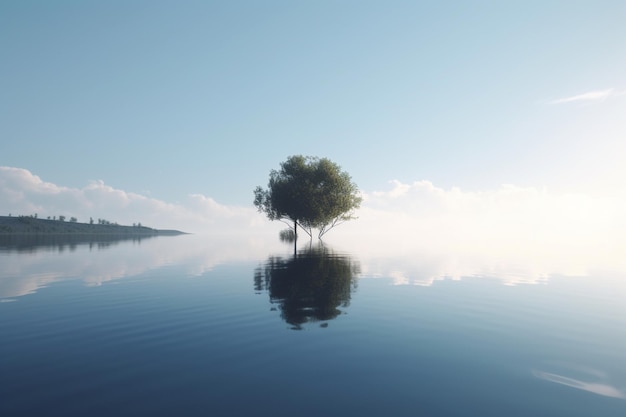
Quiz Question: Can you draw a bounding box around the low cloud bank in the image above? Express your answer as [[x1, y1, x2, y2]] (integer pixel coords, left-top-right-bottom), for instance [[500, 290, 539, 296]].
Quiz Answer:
[[329, 180, 626, 281], [347, 179, 622, 248]]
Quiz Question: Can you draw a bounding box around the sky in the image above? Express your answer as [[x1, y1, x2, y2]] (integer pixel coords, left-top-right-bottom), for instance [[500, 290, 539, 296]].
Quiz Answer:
[[1, 1, 625, 252]]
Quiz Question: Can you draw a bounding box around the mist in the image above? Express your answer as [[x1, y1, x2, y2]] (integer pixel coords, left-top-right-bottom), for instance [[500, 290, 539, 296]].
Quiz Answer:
[[2, 166, 624, 280]]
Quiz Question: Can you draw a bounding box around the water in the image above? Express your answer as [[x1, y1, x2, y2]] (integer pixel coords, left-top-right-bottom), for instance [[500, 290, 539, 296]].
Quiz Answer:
[[1, 234, 625, 416]]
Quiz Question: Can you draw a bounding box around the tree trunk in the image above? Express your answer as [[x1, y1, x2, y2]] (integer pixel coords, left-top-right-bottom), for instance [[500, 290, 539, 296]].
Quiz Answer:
[[294, 219, 298, 241], [293, 219, 298, 256]]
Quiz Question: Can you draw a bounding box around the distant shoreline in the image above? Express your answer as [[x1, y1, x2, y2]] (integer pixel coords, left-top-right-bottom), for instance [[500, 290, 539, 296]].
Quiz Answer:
[[0, 216, 187, 236]]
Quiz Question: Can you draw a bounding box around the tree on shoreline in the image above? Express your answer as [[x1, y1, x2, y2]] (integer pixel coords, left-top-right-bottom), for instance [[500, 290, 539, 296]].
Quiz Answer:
[[254, 155, 361, 239]]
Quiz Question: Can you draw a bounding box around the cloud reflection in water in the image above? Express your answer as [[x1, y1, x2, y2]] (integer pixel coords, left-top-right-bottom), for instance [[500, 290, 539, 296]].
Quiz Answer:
[[534, 369, 625, 399], [0, 234, 287, 299]]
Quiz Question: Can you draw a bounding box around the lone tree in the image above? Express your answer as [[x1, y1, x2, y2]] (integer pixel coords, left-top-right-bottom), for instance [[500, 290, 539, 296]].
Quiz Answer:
[[254, 155, 362, 239]]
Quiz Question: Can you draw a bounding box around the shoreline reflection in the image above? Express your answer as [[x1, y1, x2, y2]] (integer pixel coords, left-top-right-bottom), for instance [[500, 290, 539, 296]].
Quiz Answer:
[[0, 234, 156, 253]]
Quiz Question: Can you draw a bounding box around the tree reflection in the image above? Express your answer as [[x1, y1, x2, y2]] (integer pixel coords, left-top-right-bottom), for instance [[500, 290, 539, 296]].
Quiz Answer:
[[254, 244, 360, 330]]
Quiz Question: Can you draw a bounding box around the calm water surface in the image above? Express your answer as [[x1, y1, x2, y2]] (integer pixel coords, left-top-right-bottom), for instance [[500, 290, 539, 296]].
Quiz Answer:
[[1, 234, 625, 416]]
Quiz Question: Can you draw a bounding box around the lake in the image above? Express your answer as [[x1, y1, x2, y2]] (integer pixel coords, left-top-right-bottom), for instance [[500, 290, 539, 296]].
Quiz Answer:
[[1, 233, 625, 416]]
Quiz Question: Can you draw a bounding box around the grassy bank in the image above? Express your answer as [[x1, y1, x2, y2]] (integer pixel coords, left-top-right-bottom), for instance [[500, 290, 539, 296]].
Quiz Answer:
[[0, 216, 185, 235]]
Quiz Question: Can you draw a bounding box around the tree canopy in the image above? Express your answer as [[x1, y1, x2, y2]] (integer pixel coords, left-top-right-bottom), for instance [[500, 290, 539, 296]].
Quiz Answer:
[[254, 155, 362, 238]]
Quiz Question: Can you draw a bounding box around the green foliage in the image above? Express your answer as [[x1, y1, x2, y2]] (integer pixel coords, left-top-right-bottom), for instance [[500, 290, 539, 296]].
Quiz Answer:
[[279, 228, 296, 243], [0, 214, 177, 236], [254, 155, 362, 238]]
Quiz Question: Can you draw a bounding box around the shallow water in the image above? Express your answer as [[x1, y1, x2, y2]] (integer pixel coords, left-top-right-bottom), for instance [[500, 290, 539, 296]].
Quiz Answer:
[[1, 234, 625, 416]]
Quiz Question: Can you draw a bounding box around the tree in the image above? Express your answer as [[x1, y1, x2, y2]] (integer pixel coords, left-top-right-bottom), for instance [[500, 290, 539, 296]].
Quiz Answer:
[[254, 155, 362, 239]]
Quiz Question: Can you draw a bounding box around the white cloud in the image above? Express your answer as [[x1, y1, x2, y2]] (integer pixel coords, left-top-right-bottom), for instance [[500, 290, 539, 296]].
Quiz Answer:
[[0, 166, 277, 235], [329, 180, 626, 284], [550, 88, 626, 104]]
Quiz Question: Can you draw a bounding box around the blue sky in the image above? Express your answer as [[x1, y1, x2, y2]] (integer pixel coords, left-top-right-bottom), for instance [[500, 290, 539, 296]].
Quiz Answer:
[[1, 1, 625, 239]]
